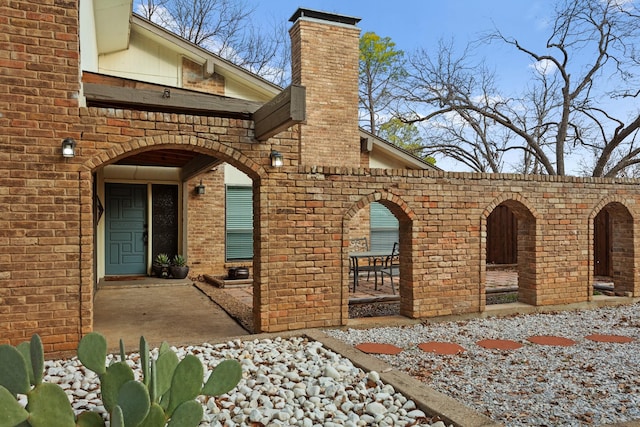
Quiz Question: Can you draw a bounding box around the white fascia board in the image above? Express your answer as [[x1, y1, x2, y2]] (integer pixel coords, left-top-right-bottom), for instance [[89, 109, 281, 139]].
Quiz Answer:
[[93, 0, 132, 54]]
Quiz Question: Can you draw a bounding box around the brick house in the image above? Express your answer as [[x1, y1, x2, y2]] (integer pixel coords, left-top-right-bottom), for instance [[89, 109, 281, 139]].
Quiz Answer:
[[80, 5, 435, 283], [2, 0, 638, 354]]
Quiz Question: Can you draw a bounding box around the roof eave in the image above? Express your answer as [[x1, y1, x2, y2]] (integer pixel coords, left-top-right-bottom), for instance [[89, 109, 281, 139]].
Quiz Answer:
[[130, 14, 282, 98]]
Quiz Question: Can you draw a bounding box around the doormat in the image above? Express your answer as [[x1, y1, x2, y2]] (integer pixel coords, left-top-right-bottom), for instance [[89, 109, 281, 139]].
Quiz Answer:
[[104, 275, 147, 281]]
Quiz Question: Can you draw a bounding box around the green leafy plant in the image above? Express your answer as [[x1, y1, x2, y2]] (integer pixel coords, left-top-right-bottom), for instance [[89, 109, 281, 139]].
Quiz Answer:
[[77, 332, 243, 427], [0, 333, 243, 427], [154, 254, 170, 266], [0, 335, 77, 427], [171, 255, 186, 267]]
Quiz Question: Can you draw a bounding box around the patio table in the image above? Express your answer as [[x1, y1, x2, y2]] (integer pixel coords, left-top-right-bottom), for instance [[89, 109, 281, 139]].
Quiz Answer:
[[349, 250, 392, 291]]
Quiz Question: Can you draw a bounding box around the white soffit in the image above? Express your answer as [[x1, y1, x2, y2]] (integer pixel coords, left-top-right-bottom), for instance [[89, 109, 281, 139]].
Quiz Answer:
[[94, 0, 132, 54]]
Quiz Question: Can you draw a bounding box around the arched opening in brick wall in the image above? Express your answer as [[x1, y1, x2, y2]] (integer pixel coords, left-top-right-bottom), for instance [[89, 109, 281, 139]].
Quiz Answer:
[[483, 198, 538, 307], [344, 194, 414, 320], [81, 136, 266, 336], [592, 202, 635, 297]]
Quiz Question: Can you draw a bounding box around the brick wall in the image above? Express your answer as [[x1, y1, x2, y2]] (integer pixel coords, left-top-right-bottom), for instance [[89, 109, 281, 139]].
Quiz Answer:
[[187, 168, 226, 277], [181, 57, 225, 95], [0, 0, 81, 353], [254, 168, 640, 332]]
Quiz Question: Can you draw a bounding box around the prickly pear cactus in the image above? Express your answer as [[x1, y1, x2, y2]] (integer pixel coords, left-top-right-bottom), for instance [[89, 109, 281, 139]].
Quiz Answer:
[[100, 360, 136, 413], [0, 385, 29, 426], [77, 332, 108, 375], [167, 400, 203, 427], [0, 334, 92, 427], [27, 382, 76, 427], [117, 380, 151, 426], [166, 355, 203, 417], [75, 410, 106, 427], [0, 345, 30, 396], [0, 332, 244, 427], [202, 359, 243, 396], [140, 336, 150, 387], [29, 334, 44, 386]]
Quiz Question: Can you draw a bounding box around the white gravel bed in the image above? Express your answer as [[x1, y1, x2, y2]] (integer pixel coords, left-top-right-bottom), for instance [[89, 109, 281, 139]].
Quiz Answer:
[[34, 336, 448, 427], [325, 303, 640, 426]]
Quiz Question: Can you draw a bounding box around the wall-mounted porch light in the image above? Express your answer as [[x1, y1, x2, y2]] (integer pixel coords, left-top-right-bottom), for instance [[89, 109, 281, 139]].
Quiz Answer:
[[270, 150, 284, 168], [195, 179, 206, 195], [61, 137, 76, 158]]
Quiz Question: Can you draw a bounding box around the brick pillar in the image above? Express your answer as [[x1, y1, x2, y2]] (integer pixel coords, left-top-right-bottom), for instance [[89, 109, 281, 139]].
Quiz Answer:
[[0, 0, 82, 354], [289, 9, 361, 167]]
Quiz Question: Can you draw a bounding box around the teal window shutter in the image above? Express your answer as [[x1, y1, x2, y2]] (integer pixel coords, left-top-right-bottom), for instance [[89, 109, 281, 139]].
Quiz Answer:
[[370, 202, 398, 252], [226, 186, 253, 260]]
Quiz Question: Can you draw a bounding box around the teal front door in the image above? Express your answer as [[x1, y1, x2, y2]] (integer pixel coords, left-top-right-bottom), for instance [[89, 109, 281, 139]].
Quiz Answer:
[[105, 183, 148, 275]]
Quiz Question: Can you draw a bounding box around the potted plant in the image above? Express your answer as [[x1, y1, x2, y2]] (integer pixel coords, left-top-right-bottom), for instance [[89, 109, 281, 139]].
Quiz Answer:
[[152, 253, 170, 278], [170, 254, 190, 279]]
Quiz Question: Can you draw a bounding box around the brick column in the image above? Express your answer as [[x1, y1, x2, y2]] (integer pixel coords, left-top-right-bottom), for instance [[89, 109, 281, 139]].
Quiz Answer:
[[289, 9, 361, 167]]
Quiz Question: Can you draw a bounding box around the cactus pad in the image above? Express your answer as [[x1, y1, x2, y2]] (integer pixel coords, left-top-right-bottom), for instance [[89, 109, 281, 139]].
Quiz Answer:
[[0, 344, 30, 396], [138, 403, 166, 427], [15, 341, 34, 386], [117, 380, 151, 427], [111, 405, 125, 427], [140, 336, 150, 387], [154, 349, 179, 400], [0, 385, 29, 426], [167, 400, 203, 427], [202, 359, 242, 396], [26, 383, 76, 427], [166, 355, 203, 416], [75, 410, 106, 427], [29, 334, 44, 386], [100, 361, 135, 412], [77, 332, 108, 375]]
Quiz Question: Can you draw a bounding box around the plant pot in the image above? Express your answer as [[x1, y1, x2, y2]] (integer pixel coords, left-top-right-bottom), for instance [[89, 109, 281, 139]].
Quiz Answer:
[[235, 267, 249, 280], [227, 267, 249, 280], [169, 265, 189, 279], [151, 263, 163, 277], [161, 265, 170, 278]]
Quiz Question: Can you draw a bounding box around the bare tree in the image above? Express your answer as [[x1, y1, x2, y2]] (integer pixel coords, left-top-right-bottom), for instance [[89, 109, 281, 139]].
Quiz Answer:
[[399, 0, 640, 176], [227, 18, 290, 86], [398, 40, 516, 173], [137, 0, 169, 20], [136, 0, 290, 86]]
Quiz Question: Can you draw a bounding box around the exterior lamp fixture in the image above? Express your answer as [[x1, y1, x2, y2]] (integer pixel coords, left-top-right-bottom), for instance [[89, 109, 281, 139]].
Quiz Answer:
[[270, 150, 283, 168], [61, 137, 76, 158], [195, 179, 206, 195]]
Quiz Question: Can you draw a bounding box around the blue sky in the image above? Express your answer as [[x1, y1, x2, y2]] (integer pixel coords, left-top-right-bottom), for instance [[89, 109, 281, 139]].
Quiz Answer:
[[252, 0, 556, 87], [253, 1, 553, 50]]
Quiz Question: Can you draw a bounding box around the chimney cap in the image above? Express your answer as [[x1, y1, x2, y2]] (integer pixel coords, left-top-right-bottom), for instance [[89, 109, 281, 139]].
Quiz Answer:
[[289, 8, 361, 26]]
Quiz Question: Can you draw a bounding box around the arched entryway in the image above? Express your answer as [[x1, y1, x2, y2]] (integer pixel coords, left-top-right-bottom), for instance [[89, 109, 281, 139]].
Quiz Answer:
[[591, 201, 635, 297], [482, 195, 539, 307], [79, 135, 267, 336], [343, 192, 415, 320]]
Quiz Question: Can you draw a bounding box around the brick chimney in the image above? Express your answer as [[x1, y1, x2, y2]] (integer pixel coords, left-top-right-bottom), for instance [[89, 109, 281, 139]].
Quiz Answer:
[[289, 8, 361, 167]]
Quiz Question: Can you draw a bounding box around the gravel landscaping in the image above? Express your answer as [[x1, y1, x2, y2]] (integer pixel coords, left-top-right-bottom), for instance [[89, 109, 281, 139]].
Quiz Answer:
[[45, 282, 638, 425], [38, 336, 448, 427], [196, 280, 640, 424], [326, 303, 640, 426]]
